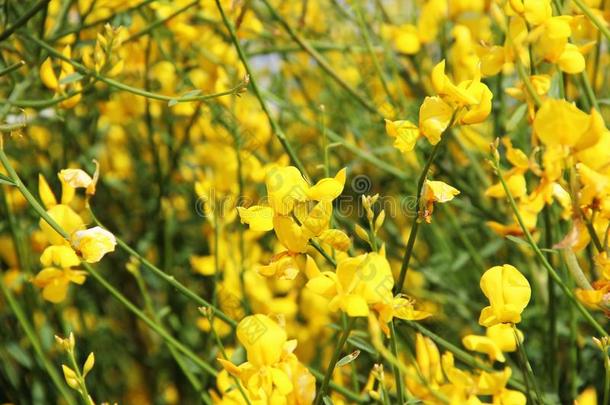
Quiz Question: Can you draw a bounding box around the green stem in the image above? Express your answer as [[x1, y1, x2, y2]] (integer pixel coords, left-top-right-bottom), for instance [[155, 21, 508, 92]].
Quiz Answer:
[[25, 34, 246, 104], [67, 349, 94, 405], [516, 59, 542, 108], [394, 130, 451, 294], [0, 269, 77, 405], [542, 208, 559, 392], [259, 0, 380, 116], [213, 0, 309, 178], [0, 82, 94, 108], [513, 325, 545, 405], [132, 270, 207, 402], [0, 0, 50, 42], [308, 366, 366, 403], [83, 262, 218, 376], [492, 152, 607, 336], [389, 322, 404, 405], [88, 209, 237, 328], [0, 147, 218, 377], [353, 1, 396, 108], [602, 346, 610, 404], [579, 71, 599, 111], [0, 60, 25, 76], [314, 318, 355, 405]]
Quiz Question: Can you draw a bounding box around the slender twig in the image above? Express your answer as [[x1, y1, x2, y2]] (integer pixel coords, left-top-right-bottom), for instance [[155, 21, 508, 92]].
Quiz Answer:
[[0, 0, 50, 42], [259, 0, 380, 116], [214, 0, 309, 178], [24, 34, 247, 104], [394, 125, 453, 294], [0, 147, 218, 377], [314, 317, 355, 405], [88, 209, 237, 328], [513, 325, 545, 405], [66, 349, 94, 405], [0, 269, 77, 405], [132, 269, 208, 402], [515, 59, 542, 108], [0, 60, 24, 76], [491, 148, 607, 336], [125, 0, 198, 43], [388, 322, 404, 404]]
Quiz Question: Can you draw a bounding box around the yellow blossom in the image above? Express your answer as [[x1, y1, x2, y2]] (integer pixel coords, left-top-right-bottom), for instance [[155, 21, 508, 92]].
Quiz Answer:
[[479, 264, 531, 326], [32, 246, 87, 303], [71, 226, 117, 263]]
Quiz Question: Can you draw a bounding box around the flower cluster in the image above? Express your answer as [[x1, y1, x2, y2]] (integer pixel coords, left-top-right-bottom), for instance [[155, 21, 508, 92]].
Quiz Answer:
[[0, 0, 608, 403]]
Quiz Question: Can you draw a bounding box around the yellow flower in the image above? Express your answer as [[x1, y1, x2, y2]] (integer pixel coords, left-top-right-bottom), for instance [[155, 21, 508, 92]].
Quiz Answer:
[[462, 325, 522, 363], [59, 163, 99, 197], [306, 252, 394, 317], [557, 43, 586, 74], [420, 60, 493, 144], [265, 166, 309, 215], [40, 205, 85, 246], [385, 119, 420, 153], [375, 295, 431, 335], [486, 323, 523, 352], [419, 96, 454, 145], [523, 0, 552, 25], [414, 333, 444, 385], [32, 246, 87, 303], [462, 334, 507, 362], [533, 99, 603, 149], [236, 205, 274, 231], [237, 314, 286, 367], [39, 46, 82, 109], [576, 163, 610, 209], [382, 24, 421, 54], [421, 180, 460, 223], [575, 387, 598, 405], [71, 226, 117, 263], [237, 166, 346, 278], [306, 168, 346, 201], [479, 264, 531, 326], [39, 174, 58, 209], [218, 314, 316, 403]]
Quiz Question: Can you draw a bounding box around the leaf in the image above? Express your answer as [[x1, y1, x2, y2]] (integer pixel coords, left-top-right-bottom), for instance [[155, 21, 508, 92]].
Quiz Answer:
[[322, 396, 334, 405], [505, 103, 527, 132], [6, 343, 33, 368], [347, 336, 376, 355], [0, 173, 15, 186], [505, 235, 529, 247], [170, 89, 202, 106], [337, 350, 360, 367], [59, 72, 84, 85], [181, 89, 202, 98]]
